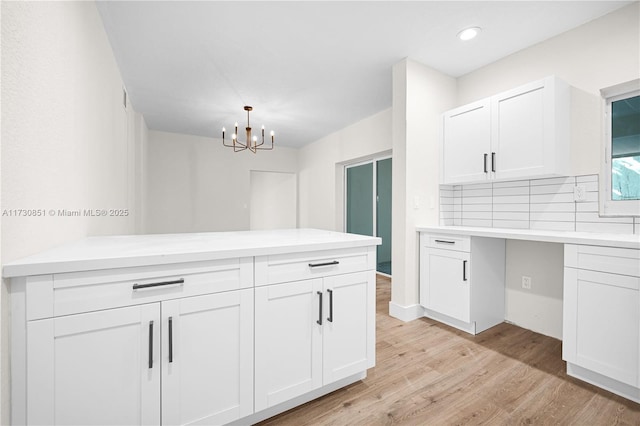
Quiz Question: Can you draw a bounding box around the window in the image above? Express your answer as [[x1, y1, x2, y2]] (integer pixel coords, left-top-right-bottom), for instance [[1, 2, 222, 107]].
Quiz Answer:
[[600, 79, 640, 217]]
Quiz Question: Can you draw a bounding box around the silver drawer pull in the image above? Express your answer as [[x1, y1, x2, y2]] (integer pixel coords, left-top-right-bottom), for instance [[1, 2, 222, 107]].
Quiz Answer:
[[308, 261, 340, 268], [434, 240, 455, 245], [132, 278, 184, 291]]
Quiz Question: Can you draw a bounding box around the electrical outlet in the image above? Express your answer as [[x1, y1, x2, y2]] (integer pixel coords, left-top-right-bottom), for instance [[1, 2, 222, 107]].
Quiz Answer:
[[522, 276, 532, 290], [574, 185, 587, 202]]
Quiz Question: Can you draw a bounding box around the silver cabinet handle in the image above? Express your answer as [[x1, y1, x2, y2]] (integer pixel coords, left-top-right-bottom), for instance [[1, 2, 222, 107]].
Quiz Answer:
[[148, 321, 154, 369], [435, 240, 455, 245], [309, 261, 339, 268], [133, 278, 184, 290], [316, 291, 323, 325], [463, 260, 468, 281]]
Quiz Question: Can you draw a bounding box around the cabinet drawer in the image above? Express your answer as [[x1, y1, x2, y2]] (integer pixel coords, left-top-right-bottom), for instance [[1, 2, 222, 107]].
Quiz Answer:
[[254, 247, 375, 286], [565, 245, 640, 277], [421, 233, 470, 252], [27, 258, 253, 320]]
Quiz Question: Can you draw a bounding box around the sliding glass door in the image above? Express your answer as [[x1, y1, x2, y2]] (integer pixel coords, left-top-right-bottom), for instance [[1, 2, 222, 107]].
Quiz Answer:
[[345, 157, 392, 275]]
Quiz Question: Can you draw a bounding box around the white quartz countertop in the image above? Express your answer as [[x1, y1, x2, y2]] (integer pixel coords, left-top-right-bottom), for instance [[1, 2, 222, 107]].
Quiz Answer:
[[3, 229, 381, 278], [417, 226, 640, 249]]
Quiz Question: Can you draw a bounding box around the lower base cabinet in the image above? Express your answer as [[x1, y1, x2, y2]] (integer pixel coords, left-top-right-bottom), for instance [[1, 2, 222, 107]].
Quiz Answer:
[[27, 304, 162, 425], [419, 233, 505, 334], [162, 289, 254, 425], [26, 289, 254, 426], [254, 271, 375, 412], [12, 244, 378, 425], [563, 244, 640, 402]]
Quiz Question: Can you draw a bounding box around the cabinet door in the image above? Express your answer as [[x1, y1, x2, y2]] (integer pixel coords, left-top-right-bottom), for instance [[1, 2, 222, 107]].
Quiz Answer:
[[491, 77, 568, 180], [423, 248, 470, 323], [255, 279, 323, 411], [162, 289, 254, 426], [323, 271, 375, 384], [27, 304, 160, 425], [563, 267, 639, 387], [442, 99, 491, 184]]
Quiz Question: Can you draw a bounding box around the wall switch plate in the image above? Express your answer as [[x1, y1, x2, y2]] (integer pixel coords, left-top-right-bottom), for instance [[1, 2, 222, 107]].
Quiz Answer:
[[522, 276, 532, 290], [574, 185, 587, 202]]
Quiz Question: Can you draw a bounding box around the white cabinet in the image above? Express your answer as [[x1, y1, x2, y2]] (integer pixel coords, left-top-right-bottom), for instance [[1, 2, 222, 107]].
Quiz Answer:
[[9, 232, 380, 426], [442, 99, 491, 184], [162, 289, 254, 426], [254, 279, 322, 410], [27, 304, 161, 425], [254, 248, 376, 412], [563, 244, 640, 402], [419, 233, 505, 334], [14, 259, 255, 426], [442, 76, 570, 185]]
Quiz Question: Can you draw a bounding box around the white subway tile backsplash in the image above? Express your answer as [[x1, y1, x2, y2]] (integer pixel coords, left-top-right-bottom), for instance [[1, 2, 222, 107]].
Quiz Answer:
[[493, 203, 530, 212], [462, 211, 492, 220], [576, 222, 634, 234], [529, 202, 575, 213], [461, 218, 492, 227], [530, 193, 575, 204], [576, 212, 634, 224], [575, 202, 599, 212], [530, 221, 575, 231], [493, 220, 530, 229], [463, 204, 492, 212], [438, 174, 635, 234], [530, 212, 575, 222], [493, 195, 529, 204], [576, 174, 598, 183], [463, 188, 493, 197], [493, 186, 530, 197], [530, 183, 576, 195], [493, 211, 529, 221], [530, 176, 576, 186], [463, 197, 494, 205]]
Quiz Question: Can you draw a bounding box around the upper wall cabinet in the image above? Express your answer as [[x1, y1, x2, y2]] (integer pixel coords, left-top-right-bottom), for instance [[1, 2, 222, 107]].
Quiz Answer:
[[442, 76, 570, 185]]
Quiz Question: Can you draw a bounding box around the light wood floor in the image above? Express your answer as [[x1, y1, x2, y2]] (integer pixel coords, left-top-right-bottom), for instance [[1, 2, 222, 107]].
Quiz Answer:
[[259, 275, 640, 425]]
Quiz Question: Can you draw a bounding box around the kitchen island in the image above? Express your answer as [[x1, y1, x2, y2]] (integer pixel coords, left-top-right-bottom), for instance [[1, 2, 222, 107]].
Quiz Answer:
[[5, 228, 380, 425]]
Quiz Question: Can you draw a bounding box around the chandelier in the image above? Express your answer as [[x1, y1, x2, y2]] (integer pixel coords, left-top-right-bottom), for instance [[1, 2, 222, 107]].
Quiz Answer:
[[222, 106, 275, 153]]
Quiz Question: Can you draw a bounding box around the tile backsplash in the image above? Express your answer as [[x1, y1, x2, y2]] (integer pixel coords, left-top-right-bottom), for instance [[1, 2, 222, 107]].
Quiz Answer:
[[440, 175, 639, 235]]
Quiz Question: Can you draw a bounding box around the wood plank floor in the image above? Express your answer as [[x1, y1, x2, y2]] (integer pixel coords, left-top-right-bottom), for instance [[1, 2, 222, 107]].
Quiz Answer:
[[258, 275, 640, 425]]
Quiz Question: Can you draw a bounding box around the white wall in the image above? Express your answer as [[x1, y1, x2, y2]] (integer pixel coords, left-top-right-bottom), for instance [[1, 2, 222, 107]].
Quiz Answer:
[[1, 1, 147, 420], [454, 3, 640, 338], [145, 131, 298, 233], [250, 171, 297, 230], [298, 109, 392, 231], [390, 59, 456, 317]]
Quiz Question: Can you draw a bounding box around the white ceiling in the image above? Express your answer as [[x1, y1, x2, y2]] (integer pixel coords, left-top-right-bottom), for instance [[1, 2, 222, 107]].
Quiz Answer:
[[97, 1, 631, 148]]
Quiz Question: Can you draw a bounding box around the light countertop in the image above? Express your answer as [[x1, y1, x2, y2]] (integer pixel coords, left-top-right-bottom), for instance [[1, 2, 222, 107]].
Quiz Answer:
[[3, 229, 381, 278], [417, 226, 639, 250]]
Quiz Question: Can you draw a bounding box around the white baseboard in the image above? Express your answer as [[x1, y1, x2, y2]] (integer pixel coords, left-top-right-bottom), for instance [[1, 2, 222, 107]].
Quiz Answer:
[[388, 301, 424, 322]]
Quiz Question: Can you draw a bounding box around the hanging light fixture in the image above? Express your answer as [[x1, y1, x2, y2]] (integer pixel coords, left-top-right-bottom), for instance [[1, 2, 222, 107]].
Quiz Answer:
[[222, 106, 275, 153]]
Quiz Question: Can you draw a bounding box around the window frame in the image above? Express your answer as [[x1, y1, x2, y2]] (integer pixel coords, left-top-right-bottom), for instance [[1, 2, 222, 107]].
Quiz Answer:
[[599, 78, 640, 217]]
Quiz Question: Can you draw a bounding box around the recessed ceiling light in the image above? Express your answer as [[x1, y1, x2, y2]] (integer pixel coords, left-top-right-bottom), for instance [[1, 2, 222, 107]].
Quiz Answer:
[[457, 27, 482, 41]]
